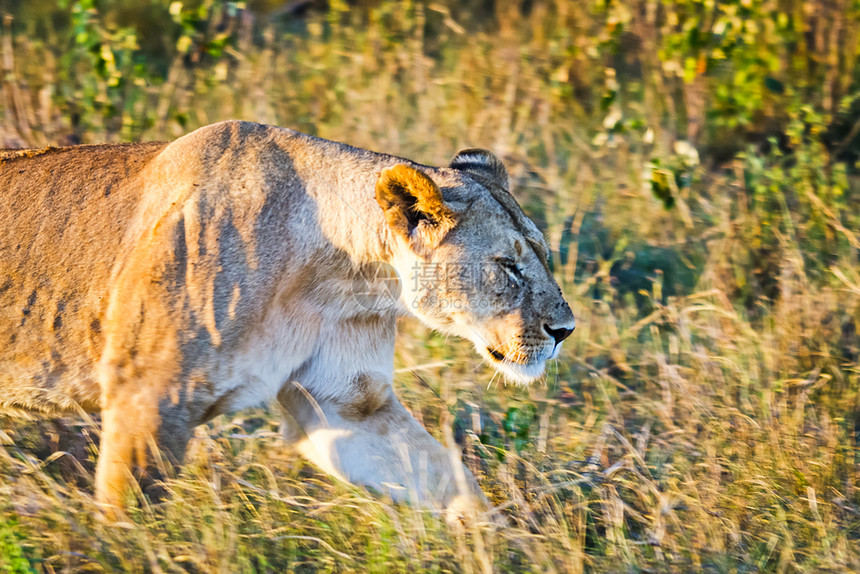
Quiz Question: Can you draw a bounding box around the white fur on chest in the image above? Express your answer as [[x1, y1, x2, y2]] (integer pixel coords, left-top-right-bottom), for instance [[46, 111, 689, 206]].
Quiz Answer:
[[214, 301, 321, 411], [210, 273, 395, 412]]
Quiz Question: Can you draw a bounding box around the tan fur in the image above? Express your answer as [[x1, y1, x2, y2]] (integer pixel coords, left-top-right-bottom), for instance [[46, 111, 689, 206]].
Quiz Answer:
[[0, 120, 574, 515]]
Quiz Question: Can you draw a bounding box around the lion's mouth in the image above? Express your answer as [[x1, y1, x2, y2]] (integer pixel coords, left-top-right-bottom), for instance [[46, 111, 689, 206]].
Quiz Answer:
[[487, 347, 506, 362], [486, 346, 536, 366], [483, 344, 548, 383]]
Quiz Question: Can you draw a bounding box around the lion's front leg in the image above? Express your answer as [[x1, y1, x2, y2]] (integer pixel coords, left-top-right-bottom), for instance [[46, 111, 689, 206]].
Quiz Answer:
[[277, 375, 487, 514]]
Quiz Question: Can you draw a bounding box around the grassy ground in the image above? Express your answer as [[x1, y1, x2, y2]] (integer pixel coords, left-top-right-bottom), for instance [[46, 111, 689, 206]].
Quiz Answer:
[[1, 1, 859, 571]]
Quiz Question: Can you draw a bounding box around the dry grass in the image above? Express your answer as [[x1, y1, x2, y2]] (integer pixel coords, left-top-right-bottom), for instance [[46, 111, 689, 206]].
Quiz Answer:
[[1, 1, 859, 572]]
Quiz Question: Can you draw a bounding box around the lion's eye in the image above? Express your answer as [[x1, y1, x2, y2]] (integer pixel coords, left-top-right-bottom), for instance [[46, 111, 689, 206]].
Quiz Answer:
[[495, 256, 523, 282]]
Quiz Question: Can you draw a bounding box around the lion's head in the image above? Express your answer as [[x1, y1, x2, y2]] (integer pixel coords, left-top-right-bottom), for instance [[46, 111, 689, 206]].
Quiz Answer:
[[376, 149, 575, 383]]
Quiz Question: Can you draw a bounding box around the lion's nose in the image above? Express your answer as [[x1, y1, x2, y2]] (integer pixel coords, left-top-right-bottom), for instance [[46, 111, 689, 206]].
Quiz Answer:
[[544, 323, 575, 345]]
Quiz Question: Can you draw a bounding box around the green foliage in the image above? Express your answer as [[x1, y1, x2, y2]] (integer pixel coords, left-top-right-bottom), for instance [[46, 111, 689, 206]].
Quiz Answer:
[[0, 519, 35, 574], [712, 99, 859, 308], [59, 0, 143, 135]]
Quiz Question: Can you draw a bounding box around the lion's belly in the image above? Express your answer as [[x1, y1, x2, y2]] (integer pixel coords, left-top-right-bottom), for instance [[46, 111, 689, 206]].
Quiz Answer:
[[0, 347, 101, 414]]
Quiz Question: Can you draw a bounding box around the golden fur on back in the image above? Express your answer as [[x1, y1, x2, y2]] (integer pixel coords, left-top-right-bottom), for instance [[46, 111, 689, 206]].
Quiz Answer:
[[0, 120, 574, 515]]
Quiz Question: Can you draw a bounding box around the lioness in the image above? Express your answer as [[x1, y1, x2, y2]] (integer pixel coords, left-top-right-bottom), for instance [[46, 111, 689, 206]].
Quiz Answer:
[[0, 120, 574, 514]]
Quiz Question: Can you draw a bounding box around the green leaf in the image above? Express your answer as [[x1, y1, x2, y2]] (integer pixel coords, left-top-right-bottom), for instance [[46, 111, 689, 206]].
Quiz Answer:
[[765, 76, 785, 94]]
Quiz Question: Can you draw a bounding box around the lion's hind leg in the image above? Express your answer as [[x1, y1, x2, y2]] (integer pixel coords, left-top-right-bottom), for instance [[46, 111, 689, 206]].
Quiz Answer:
[[95, 381, 195, 515]]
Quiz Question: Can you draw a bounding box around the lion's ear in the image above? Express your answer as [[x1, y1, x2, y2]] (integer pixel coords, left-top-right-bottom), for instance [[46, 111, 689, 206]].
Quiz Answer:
[[375, 164, 455, 250], [450, 148, 510, 190]]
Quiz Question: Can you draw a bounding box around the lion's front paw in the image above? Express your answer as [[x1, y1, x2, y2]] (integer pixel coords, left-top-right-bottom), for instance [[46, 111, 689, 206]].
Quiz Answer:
[[442, 491, 497, 526]]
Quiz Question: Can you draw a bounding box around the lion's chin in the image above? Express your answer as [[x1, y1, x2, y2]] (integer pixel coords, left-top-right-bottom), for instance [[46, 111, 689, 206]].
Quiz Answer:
[[450, 326, 551, 384], [482, 348, 547, 384]]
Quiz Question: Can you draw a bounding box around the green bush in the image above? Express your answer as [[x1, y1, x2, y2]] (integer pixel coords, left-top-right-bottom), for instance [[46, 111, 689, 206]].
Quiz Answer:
[[0, 519, 35, 574]]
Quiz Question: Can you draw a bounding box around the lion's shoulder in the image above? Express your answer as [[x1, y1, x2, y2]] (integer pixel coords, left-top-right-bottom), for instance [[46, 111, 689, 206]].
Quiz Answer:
[[170, 120, 418, 172]]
